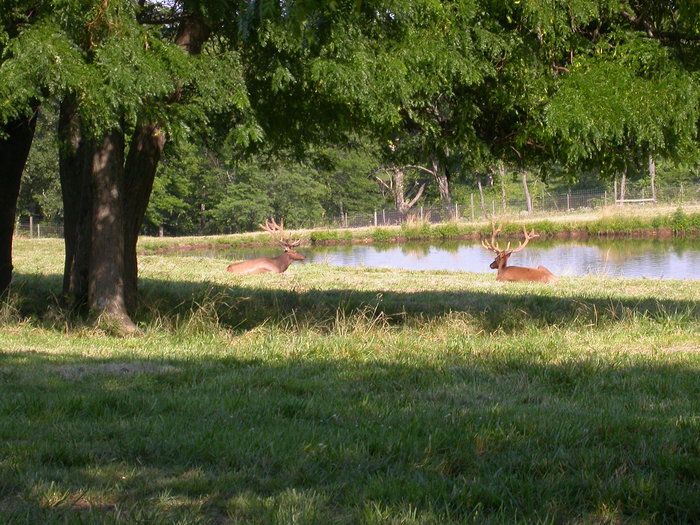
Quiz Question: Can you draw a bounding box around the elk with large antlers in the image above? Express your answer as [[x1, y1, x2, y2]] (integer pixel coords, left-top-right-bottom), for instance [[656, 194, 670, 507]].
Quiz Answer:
[[226, 219, 306, 274], [481, 223, 557, 283]]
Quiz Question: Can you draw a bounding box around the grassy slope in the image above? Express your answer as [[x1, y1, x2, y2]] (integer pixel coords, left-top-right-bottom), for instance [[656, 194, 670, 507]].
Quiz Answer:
[[1, 236, 699, 524]]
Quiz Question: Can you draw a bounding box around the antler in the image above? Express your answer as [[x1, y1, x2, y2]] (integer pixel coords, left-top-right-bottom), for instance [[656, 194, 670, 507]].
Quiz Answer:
[[481, 222, 503, 253], [510, 226, 540, 254], [259, 218, 300, 248], [481, 223, 540, 255]]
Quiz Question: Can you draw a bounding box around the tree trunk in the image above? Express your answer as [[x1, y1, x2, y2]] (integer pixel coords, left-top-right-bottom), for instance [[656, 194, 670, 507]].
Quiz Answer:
[[477, 177, 486, 218], [120, 15, 211, 313], [619, 167, 627, 205], [431, 158, 451, 205], [521, 169, 532, 214], [88, 129, 136, 333], [0, 110, 38, 294], [498, 162, 507, 213], [59, 13, 211, 326], [648, 154, 656, 201], [59, 95, 92, 304], [123, 123, 166, 312]]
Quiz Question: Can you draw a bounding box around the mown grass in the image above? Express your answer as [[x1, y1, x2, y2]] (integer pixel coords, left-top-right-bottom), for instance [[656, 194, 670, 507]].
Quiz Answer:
[[1, 238, 699, 523]]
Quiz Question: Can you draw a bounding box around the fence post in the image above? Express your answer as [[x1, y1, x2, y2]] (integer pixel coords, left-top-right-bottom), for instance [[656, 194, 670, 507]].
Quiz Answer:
[[29, 216, 33, 238], [454, 203, 458, 220], [374, 210, 377, 227], [382, 209, 386, 225], [37, 223, 41, 238], [420, 206, 423, 220], [470, 193, 474, 222], [604, 191, 607, 207], [567, 190, 571, 212]]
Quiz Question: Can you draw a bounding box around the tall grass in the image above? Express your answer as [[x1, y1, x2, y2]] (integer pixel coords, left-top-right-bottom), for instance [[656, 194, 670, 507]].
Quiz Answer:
[[1, 239, 699, 523]]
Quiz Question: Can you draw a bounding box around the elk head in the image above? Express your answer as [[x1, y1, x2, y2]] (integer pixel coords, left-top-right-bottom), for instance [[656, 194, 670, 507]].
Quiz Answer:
[[259, 218, 306, 262]]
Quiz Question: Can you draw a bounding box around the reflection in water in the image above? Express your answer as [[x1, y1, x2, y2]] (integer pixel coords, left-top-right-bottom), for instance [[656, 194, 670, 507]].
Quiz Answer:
[[193, 238, 700, 280]]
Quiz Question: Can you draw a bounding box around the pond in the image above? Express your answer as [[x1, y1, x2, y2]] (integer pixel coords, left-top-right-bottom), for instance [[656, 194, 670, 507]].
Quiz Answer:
[[190, 238, 700, 280]]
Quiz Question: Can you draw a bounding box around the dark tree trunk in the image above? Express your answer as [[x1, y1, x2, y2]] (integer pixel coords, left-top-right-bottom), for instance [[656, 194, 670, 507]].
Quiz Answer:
[[55, 14, 212, 329], [120, 15, 210, 313], [0, 109, 38, 295], [123, 124, 165, 312], [88, 129, 136, 332], [59, 96, 92, 304]]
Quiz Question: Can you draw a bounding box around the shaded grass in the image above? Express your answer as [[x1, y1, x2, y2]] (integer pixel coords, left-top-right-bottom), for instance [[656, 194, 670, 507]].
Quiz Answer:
[[1, 239, 700, 523]]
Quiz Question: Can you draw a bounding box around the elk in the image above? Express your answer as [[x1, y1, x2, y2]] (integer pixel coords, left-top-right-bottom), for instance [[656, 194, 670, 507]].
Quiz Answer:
[[226, 219, 306, 274], [481, 223, 557, 283]]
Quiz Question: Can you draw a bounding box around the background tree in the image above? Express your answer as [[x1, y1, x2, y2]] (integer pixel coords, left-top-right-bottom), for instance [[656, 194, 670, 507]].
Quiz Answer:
[[17, 108, 62, 223], [546, 0, 700, 192], [0, 0, 47, 294]]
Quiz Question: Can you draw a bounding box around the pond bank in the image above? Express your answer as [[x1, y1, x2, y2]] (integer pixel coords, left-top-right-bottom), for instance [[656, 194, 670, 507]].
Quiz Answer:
[[139, 209, 700, 255]]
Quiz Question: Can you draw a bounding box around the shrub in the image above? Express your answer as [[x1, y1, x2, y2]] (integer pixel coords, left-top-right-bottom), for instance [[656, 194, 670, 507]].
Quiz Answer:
[[671, 208, 689, 232], [371, 228, 394, 242], [433, 222, 462, 238], [310, 230, 339, 244]]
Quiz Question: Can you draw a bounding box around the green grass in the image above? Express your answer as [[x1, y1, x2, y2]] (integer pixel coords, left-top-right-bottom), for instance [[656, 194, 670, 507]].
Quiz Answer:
[[1, 238, 700, 523]]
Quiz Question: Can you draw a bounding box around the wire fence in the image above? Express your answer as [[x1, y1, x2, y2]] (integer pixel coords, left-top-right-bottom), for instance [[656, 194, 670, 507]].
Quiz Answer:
[[13, 182, 700, 239], [325, 182, 699, 229]]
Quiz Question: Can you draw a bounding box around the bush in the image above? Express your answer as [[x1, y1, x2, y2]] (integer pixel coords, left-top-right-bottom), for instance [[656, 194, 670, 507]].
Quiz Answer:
[[433, 222, 463, 238], [310, 230, 339, 244], [371, 228, 395, 242], [400, 220, 431, 240], [310, 229, 355, 244], [586, 216, 647, 235], [671, 208, 689, 232]]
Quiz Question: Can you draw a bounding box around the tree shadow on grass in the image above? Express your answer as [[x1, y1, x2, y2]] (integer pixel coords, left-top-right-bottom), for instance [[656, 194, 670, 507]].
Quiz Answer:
[[4, 270, 699, 333], [134, 275, 698, 334], [1, 346, 700, 523], [2, 272, 700, 522]]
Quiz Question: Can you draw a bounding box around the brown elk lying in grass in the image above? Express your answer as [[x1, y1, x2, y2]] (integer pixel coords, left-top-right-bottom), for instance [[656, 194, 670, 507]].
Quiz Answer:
[[482, 223, 557, 283], [226, 219, 305, 274]]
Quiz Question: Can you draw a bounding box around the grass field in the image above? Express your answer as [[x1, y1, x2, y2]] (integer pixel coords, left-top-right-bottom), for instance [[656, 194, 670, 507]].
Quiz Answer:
[[1, 236, 700, 524]]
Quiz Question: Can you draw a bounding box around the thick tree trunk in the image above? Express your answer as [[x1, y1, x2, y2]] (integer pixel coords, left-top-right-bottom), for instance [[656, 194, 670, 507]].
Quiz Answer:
[[120, 15, 211, 313], [0, 110, 38, 294], [88, 129, 136, 332], [123, 124, 165, 312], [59, 96, 92, 303]]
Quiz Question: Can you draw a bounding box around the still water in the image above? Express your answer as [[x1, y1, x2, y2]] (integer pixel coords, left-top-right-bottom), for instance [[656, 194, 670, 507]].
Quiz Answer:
[[205, 238, 700, 280]]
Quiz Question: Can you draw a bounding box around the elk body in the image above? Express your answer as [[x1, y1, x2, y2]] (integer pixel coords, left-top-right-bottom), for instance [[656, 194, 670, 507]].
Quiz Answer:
[[482, 224, 557, 283], [226, 219, 306, 274]]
